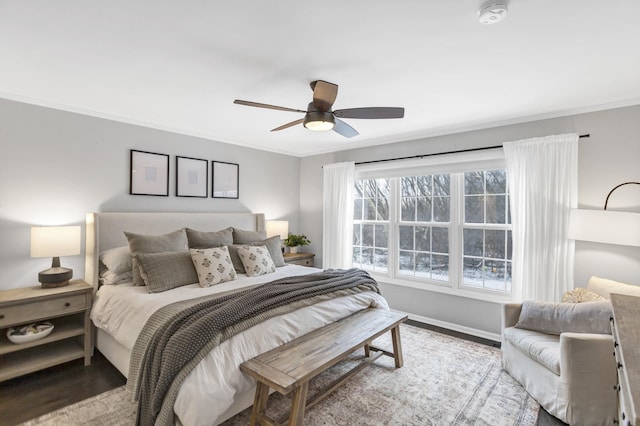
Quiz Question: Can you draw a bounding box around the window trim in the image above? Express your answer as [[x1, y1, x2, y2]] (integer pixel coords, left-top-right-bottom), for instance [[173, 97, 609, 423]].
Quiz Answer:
[[354, 148, 512, 304]]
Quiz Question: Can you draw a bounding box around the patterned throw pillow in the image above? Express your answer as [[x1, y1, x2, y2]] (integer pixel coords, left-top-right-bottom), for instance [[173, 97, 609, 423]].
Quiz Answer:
[[237, 245, 276, 277], [562, 287, 607, 303], [189, 246, 237, 287]]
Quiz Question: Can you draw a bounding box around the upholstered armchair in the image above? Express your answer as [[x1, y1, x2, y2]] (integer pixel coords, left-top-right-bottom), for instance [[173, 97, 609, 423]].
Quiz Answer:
[[501, 277, 640, 425]]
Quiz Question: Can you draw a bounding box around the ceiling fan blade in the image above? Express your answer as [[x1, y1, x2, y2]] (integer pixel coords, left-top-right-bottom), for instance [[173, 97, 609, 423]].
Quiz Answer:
[[334, 107, 405, 119], [234, 99, 306, 114], [271, 118, 304, 132], [333, 118, 359, 138], [312, 80, 338, 112]]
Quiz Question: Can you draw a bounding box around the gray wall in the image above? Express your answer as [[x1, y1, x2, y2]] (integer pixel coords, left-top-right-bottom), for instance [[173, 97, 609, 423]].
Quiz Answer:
[[2, 97, 638, 337], [300, 105, 640, 337], [0, 98, 301, 290]]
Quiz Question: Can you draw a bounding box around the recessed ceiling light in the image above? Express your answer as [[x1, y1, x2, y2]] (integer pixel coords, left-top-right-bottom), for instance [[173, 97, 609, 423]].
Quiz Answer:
[[478, 0, 509, 25]]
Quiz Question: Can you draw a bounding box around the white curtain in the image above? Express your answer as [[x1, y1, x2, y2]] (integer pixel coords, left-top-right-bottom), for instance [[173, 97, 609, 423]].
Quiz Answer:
[[504, 133, 579, 302], [322, 162, 355, 269]]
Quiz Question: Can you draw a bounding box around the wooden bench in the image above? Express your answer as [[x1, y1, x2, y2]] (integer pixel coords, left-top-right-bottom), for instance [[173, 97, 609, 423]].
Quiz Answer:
[[240, 308, 408, 426]]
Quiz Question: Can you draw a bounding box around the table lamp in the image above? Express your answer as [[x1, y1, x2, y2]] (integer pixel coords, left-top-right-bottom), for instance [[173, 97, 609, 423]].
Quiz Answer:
[[266, 220, 289, 253], [31, 225, 81, 288]]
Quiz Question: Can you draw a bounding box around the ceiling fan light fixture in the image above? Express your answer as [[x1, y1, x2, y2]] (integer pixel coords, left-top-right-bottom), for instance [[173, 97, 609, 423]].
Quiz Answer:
[[478, 0, 508, 25], [303, 111, 335, 131]]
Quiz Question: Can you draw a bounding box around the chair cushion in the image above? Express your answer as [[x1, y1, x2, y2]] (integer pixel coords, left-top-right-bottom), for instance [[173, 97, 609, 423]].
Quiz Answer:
[[503, 326, 561, 375]]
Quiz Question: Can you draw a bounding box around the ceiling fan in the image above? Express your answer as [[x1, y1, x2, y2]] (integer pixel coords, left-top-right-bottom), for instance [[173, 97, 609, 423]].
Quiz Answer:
[[233, 80, 404, 138]]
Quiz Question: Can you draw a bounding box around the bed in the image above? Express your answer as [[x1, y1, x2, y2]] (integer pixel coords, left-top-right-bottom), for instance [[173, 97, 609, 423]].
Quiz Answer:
[[84, 212, 389, 425]]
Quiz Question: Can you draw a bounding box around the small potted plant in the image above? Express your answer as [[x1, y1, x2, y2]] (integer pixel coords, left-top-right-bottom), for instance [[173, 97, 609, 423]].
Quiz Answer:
[[284, 233, 311, 254]]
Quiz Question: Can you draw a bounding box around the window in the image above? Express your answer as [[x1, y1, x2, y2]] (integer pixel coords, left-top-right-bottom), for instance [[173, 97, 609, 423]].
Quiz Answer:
[[398, 174, 450, 281], [462, 170, 512, 292], [353, 178, 389, 273], [352, 153, 512, 297]]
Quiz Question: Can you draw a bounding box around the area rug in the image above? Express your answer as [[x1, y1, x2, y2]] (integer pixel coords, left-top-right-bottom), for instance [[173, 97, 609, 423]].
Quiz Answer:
[[20, 324, 539, 426]]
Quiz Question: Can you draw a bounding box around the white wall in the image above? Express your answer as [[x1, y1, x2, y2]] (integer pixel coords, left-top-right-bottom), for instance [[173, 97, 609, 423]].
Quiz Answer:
[[300, 105, 640, 337], [0, 99, 301, 290]]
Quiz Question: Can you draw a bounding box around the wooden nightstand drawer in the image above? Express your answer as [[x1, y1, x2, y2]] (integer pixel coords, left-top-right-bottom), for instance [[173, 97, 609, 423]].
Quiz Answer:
[[284, 253, 315, 268], [0, 293, 88, 328], [288, 257, 314, 267]]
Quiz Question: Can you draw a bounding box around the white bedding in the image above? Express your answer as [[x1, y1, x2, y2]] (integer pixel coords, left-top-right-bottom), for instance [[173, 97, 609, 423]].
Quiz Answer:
[[91, 265, 389, 425]]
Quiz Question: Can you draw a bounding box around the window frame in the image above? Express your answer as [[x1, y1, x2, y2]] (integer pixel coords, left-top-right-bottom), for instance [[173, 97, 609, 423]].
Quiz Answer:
[[354, 148, 513, 303]]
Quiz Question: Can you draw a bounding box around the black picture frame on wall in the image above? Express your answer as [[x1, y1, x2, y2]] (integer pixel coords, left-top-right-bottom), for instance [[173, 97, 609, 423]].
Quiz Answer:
[[129, 149, 169, 196], [212, 161, 239, 199], [176, 156, 208, 198]]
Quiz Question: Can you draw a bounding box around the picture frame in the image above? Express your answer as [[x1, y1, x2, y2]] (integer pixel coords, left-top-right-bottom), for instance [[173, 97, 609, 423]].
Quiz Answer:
[[176, 156, 208, 198], [212, 161, 239, 199], [130, 149, 169, 196]]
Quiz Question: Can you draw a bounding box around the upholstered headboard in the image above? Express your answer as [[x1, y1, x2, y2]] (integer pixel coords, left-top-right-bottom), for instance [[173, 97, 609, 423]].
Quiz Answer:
[[84, 212, 265, 291]]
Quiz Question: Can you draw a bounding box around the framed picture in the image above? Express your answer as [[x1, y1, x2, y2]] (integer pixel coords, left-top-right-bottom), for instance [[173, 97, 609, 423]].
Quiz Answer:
[[212, 161, 239, 199], [176, 156, 208, 198], [130, 150, 169, 196]]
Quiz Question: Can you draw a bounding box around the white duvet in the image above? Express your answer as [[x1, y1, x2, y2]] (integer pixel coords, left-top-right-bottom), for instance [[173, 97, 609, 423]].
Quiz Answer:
[[91, 265, 389, 425]]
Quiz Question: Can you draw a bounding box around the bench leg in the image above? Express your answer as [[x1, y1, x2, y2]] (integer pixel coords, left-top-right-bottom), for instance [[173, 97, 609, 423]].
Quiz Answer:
[[250, 381, 270, 426], [391, 325, 403, 368], [288, 382, 309, 426], [364, 343, 370, 357]]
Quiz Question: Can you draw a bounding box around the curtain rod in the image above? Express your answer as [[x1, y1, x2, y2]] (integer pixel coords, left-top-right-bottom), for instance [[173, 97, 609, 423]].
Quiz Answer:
[[354, 134, 590, 166]]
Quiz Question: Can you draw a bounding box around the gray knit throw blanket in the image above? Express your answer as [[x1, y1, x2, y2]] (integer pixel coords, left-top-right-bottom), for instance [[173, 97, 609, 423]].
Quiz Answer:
[[127, 268, 380, 426]]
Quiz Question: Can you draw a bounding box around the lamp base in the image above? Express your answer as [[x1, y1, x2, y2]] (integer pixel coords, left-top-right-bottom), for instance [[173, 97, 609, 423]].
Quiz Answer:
[[38, 267, 72, 288]]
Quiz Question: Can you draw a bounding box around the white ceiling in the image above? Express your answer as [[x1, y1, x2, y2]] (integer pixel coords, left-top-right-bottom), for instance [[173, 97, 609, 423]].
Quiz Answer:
[[1, 1, 639, 157]]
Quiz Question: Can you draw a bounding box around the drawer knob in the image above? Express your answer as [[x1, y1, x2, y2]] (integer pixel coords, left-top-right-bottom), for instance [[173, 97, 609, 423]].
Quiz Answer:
[[618, 362, 624, 370], [0, 314, 4, 320], [65, 302, 71, 307]]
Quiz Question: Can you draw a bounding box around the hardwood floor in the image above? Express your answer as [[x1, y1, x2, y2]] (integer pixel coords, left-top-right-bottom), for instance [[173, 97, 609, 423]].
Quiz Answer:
[[0, 351, 125, 426], [0, 322, 564, 426]]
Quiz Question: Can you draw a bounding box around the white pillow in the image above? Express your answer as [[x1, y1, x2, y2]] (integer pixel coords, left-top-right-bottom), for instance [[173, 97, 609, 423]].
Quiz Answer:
[[237, 245, 276, 277], [190, 246, 237, 287], [99, 246, 131, 275]]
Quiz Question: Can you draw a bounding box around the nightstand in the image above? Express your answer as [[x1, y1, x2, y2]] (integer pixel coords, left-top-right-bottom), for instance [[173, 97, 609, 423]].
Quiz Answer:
[[283, 252, 315, 267], [0, 280, 92, 382]]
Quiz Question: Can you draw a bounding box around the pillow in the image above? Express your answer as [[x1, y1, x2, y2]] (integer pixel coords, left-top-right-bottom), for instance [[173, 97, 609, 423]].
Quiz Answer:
[[190, 246, 237, 287], [561, 288, 606, 303], [515, 300, 612, 335], [587, 276, 640, 299], [101, 270, 133, 285], [186, 227, 233, 249], [227, 236, 285, 273], [125, 229, 189, 286], [237, 245, 276, 277], [136, 251, 198, 293], [232, 227, 267, 244], [99, 246, 131, 275]]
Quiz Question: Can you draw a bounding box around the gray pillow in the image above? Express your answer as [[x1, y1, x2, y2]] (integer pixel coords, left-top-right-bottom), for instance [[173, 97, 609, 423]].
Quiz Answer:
[[125, 229, 189, 286], [186, 227, 233, 249], [232, 227, 267, 244], [227, 236, 285, 273], [136, 251, 198, 293], [515, 300, 612, 335]]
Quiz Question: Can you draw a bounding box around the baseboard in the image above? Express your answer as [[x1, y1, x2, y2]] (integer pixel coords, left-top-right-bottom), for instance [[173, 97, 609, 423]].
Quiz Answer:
[[391, 309, 501, 343]]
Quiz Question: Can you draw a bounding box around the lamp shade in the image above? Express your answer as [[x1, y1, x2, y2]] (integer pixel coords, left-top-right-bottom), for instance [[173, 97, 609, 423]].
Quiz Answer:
[[265, 221, 289, 239], [569, 209, 640, 247], [31, 226, 81, 258]]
